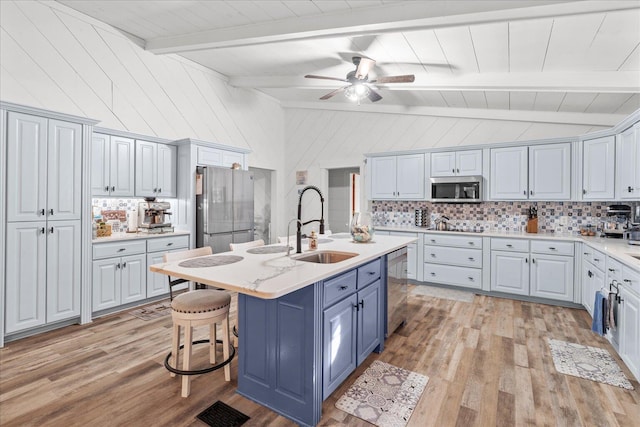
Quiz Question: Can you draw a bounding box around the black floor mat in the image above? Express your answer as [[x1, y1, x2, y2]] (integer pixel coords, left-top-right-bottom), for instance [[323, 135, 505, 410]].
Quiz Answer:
[[196, 401, 250, 427]]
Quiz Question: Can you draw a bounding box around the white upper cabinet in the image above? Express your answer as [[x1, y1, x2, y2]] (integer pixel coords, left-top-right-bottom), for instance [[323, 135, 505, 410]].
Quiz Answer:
[[490, 143, 571, 200], [370, 154, 424, 200], [197, 145, 245, 169], [7, 112, 82, 222], [529, 143, 571, 200], [91, 134, 135, 197], [431, 149, 482, 177], [490, 146, 528, 200], [582, 136, 615, 200], [135, 140, 177, 198], [616, 123, 640, 200]]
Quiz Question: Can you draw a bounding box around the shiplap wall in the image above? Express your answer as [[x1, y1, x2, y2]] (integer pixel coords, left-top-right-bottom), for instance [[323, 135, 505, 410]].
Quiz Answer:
[[282, 107, 608, 232], [0, 0, 285, 234]]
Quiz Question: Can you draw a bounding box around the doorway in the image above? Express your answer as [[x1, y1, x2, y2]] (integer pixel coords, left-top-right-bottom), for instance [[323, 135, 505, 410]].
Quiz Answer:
[[328, 167, 360, 233], [250, 167, 274, 243]]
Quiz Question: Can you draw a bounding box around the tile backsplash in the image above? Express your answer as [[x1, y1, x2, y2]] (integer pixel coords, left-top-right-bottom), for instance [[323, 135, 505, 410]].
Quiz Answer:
[[92, 198, 176, 232], [371, 200, 639, 233]]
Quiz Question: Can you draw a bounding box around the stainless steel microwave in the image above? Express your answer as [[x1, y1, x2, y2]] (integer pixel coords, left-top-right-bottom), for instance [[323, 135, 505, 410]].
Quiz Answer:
[[430, 176, 482, 203]]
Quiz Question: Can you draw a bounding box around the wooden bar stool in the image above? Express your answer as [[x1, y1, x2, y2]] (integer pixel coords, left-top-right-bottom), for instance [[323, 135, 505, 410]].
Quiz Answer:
[[165, 289, 234, 397]]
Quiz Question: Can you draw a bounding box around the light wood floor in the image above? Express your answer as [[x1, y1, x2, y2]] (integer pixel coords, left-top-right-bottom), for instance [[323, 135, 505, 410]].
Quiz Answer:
[[1, 287, 638, 426]]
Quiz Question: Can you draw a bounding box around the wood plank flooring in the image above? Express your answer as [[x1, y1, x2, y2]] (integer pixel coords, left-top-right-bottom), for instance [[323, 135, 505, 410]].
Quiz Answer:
[[1, 287, 638, 426]]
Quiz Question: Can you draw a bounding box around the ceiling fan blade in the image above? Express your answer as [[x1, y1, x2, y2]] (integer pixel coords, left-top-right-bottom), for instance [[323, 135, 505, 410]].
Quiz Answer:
[[319, 87, 346, 100], [305, 74, 348, 82], [355, 57, 375, 80], [367, 88, 383, 103], [370, 75, 415, 84]]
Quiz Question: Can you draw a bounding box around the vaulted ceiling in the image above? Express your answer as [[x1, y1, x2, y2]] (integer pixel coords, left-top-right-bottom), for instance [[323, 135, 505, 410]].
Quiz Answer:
[[58, 1, 640, 125]]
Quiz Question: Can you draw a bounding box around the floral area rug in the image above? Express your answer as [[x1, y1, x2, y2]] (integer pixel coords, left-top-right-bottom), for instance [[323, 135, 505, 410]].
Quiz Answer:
[[547, 338, 634, 390], [335, 360, 429, 426], [129, 302, 172, 321]]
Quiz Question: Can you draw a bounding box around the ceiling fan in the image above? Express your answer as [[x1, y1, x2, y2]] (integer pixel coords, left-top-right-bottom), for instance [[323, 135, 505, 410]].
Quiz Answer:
[[304, 56, 415, 103]]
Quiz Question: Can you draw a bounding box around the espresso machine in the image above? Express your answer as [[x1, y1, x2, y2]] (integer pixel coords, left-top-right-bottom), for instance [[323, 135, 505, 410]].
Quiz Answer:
[[138, 200, 173, 233], [601, 204, 631, 238]]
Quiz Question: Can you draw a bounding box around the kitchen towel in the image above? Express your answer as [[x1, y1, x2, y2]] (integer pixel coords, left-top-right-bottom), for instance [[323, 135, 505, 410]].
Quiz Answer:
[[591, 291, 607, 336]]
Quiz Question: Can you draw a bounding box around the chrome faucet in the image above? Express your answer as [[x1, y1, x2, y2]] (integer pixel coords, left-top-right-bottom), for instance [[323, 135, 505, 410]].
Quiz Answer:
[[297, 185, 325, 254], [286, 218, 302, 256]]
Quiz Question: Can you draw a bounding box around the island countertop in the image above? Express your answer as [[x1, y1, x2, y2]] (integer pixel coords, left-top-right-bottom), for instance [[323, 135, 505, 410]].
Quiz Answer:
[[149, 234, 416, 299]]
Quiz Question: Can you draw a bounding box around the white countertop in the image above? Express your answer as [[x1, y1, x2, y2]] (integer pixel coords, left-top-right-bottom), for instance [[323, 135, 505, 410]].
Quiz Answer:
[[93, 230, 190, 244], [149, 234, 416, 299], [376, 225, 640, 270]]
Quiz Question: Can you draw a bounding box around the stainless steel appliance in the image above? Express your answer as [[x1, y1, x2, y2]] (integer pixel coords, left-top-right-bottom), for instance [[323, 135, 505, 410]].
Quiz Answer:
[[138, 200, 173, 233], [196, 166, 254, 254], [386, 247, 407, 337], [601, 204, 631, 239], [430, 176, 482, 203]]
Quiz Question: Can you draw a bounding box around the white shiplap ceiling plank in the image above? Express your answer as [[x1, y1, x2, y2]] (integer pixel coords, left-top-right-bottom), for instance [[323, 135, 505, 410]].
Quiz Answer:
[[618, 43, 640, 71], [509, 92, 537, 111], [485, 91, 510, 109], [461, 91, 488, 109], [615, 93, 640, 114], [509, 18, 553, 72], [558, 93, 598, 112], [282, 1, 323, 16], [199, 1, 254, 29], [433, 26, 479, 74], [226, 1, 274, 24], [533, 92, 566, 111], [312, 1, 353, 14], [398, 29, 452, 73], [252, 1, 297, 21], [585, 9, 640, 71], [543, 13, 605, 71], [585, 93, 637, 114], [441, 91, 469, 108], [470, 22, 509, 73]]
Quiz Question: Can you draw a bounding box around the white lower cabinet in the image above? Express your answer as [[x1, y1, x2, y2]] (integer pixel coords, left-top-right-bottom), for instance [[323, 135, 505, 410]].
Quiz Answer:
[[491, 238, 574, 302], [146, 235, 190, 297], [5, 221, 81, 334], [92, 254, 146, 311], [423, 233, 483, 290], [619, 285, 640, 380]]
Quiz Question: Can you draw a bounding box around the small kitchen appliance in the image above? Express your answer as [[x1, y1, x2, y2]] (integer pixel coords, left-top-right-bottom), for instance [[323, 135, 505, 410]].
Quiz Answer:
[[430, 176, 482, 203], [138, 200, 173, 233], [601, 204, 631, 239]]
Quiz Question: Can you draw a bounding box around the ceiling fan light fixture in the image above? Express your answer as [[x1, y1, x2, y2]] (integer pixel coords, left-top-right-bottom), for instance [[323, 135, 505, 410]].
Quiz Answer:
[[344, 83, 370, 102]]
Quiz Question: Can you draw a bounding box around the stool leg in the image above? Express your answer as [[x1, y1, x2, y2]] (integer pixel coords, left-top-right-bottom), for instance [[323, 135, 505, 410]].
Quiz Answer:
[[182, 325, 193, 397], [209, 322, 217, 364], [171, 323, 180, 378], [222, 315, 231, 382]]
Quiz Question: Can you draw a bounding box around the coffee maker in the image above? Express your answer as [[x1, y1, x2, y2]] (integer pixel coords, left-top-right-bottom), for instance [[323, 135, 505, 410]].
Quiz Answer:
[[601, 205, 631, 238], [138, 200, 173, 233]]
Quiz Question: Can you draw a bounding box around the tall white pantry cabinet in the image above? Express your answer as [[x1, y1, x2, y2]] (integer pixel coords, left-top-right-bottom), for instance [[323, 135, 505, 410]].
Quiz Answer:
[[1, 104, 98, 345]]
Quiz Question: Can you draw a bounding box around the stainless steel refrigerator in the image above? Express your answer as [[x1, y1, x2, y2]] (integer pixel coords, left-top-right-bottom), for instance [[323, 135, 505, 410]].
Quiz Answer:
[[196, 166, 254, 254]]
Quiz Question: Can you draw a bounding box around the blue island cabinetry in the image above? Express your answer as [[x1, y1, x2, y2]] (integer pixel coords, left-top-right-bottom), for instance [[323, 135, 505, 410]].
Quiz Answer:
[[237, 257, 386, 426]]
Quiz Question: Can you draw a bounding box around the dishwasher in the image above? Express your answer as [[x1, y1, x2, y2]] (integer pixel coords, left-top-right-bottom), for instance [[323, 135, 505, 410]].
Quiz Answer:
[[386, 246, 408, 337]]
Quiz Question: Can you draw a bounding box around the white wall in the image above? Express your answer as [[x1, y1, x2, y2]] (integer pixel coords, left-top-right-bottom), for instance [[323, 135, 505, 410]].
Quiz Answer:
[[0, 0, 286, 234], [282, 107, 608, 233]]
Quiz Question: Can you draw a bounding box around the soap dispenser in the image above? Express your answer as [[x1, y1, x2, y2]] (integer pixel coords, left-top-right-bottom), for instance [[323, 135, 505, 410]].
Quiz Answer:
[[309, 230, 318, 250]]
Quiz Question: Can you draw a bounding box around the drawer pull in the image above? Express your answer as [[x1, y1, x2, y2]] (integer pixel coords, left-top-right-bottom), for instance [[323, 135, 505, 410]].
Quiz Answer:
[[430, 253, 436, 257], [431, 239, 436, 243], [167, 242, 173, 246], [594, 258, 600, 262], [623, 279, 631, 283], [468, 276, 474, 281], [584, 252, 589, 255], [468, 257, 475, 261], [549, 247, 556, 250], [118, 248, 126, 252], [506, 244, 513, 248], [368, 271, 376, 275], [468, 242, 475, 245], [430, 272, 436, 276], [608, 268, 615, 272], [339, 285, 348, 291]]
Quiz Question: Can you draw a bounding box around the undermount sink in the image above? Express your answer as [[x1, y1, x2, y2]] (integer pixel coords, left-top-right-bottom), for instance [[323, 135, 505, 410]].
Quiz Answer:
[[294, 250, 358, 264]]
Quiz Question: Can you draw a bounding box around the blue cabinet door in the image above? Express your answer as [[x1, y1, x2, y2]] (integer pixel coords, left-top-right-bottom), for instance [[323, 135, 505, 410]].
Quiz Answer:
[[357, 280, 382, 365], [322, 294, 357, 399]]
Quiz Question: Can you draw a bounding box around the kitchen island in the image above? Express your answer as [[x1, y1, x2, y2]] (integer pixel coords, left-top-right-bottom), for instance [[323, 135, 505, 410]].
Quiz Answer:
[[150, 234, 415, 426]]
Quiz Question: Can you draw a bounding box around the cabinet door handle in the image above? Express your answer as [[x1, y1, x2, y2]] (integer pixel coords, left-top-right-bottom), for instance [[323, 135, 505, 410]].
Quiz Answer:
[[584, 252, 589, 255], [452, 168, 455, 173], [532, 258, 536, 264], [122, 261, 127, 268], [158, 188, 162, 193], [525, 258, 528, 263], [628, 186, 634, 193], [49, 227, 54, 234], [583, 189, 587, 195], [339, 285, 348, 291], [456, 168, 460, 173], [104, 186, 109, 192], [40, 208, 45, 216], [116, 263, 121, 269], [623, 279, 631, 283], [523, 190, 526, 195], [588, 270, 593, 277], [353, 303, 359, 311], [49, 209, 54, 216], [359, 300, 364, 309], [530, 190, 533, 195], [111, 186, 115, 192], [40, 227, 46, 234]]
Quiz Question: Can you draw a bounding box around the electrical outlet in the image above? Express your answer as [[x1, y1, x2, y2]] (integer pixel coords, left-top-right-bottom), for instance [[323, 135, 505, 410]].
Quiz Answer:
[[560, 216, 568, 226]]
